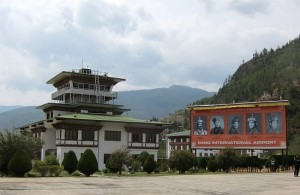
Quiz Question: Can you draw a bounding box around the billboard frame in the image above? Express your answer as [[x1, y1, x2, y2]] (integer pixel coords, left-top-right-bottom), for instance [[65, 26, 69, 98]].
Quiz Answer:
[[187, 100, 290, 150]]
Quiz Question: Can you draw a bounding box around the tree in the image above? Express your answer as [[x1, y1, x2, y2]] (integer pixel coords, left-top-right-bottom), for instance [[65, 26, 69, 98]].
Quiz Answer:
[[217, 148, 237, 173], [77, 149, 98, 176], [8, 149, 32, 177], [288, 135, 300, 155], [143, 156, 156, 174], [169, 150, 194, 174], [106, 148, 131, 175], [0, 129, 43, 175], [62, 150, 78, 174]]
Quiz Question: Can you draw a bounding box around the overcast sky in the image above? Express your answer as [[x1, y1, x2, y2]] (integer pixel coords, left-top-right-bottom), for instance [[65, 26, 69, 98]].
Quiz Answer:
[[0, 0, 300, 106]]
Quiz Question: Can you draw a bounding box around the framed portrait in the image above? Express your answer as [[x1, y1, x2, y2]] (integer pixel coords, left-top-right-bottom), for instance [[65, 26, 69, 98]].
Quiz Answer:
[[193, 116, 207, 135], [246, 113, 262, 134], [265, 112, 282, 134], [228, 114, 242, 134], [210, 115, 224, 135]]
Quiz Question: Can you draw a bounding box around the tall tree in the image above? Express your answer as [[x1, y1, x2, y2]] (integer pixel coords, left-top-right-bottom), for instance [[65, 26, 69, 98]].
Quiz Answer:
[[0, 129, 43, 175]]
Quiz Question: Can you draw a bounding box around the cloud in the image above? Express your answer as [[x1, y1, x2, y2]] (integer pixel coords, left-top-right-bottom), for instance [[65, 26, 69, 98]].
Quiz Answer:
[[0, 0, 300, 106]]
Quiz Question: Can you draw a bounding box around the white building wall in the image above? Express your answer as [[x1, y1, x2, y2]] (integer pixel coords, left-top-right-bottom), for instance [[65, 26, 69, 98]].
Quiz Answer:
[[57, 147, 99, 165], [40, 127, 56, 161], [98, 122, 128, 170]]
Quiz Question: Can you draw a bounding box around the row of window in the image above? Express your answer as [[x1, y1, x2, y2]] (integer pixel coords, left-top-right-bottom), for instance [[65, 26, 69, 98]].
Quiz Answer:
[[63, 130, 157, 142], [171, 137, 190, 143], [132, 133, 156, 143]]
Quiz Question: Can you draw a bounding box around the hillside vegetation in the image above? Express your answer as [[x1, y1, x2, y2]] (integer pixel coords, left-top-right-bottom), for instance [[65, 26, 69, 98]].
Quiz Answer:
[[165, 35, 300, 152]]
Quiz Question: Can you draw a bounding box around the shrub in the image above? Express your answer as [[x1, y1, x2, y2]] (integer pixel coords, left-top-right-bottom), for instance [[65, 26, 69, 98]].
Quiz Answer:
[[62, 150, 78, 174], [34, 160, 48, 177], [105, 148, 131, 175], [157, 159, 169, 172], [131, 160, 142, 172], [143, 156, 156, 174], [207, 157, 220, 172], [198, 157, 208, 170], [71, 170, 84, 177], [137, 151, 150, 166], [0, 129, 43, 175], [44, 152, 59, 165], [8, 149, 32, 177], [77, 149, 98, 176], [169, 150, 194, 174], [48, 165, 64, 176]]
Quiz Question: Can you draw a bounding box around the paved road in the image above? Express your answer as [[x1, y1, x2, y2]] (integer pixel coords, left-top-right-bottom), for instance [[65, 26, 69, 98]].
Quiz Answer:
[[0, 172, 299, 195]]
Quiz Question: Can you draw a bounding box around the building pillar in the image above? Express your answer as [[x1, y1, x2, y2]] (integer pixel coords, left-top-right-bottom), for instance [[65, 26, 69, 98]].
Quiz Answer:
[[78, 130, 82, 140], [61, 129, 65, 140], [128, 132, 132, 142], [142, 133, 146, 147], [156, 134, 159, 144]]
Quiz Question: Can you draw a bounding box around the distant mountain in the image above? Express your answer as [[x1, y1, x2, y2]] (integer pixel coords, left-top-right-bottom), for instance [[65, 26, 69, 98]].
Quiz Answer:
[[116, 85, 215, 119], [0, 105, 22, 113], [0, 85, 214, 131], [0, 106, 44, 131]]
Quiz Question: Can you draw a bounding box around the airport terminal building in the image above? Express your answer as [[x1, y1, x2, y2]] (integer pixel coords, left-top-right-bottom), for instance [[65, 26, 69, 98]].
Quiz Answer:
[[20, 68, 170, 169]]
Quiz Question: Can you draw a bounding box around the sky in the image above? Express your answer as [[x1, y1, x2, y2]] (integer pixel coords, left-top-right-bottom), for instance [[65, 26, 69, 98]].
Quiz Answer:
[[0, 0, 300, 106]]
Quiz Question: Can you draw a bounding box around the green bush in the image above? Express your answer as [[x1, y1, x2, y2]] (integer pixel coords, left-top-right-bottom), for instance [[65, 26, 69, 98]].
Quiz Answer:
[[131, 160, 142, 172], [0, 129, 43, 175], [71, 170, 84, 177], [169, 150, 194, 174], [105, 148, 131, 175], [7, 149, 32, 177], [157, 159, 169, 172], [143, 156, 156, 174], [77, 149, 98, 176], [34, 160, 48, 177], [207, 157, 220, 172], [198, 157, 208, 170], [62, 150, 78, 174], [137, 151, 150, 166], [44, 152, 59, 165], [48, 165, 64, 176]]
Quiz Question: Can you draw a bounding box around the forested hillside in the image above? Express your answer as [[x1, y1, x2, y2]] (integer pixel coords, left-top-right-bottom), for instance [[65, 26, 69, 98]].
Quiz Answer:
[[165, 35, 300, 153]]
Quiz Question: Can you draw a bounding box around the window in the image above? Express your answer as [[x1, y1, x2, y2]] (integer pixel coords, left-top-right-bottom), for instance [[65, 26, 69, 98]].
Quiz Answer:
[[132, 133, 142, 143], [82, 130, 95, 141], [65, 130, 78, 140], [146, 133, 156, 143], [105, 131, 121, 141], [73, 82, 78, 88]]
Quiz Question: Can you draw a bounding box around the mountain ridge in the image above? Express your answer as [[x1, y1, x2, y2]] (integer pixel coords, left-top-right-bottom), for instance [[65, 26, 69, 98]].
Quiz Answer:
[[0, 85, 214, 131]]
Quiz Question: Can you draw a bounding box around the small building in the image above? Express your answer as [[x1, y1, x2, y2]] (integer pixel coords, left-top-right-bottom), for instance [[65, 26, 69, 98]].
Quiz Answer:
[[165, 130, 191, 158], [20, 68, 170, 169]]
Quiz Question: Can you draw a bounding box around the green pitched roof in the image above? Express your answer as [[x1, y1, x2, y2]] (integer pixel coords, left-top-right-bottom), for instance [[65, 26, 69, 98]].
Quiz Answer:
[[56, 113, 171, 126], [166, 130, 191, 137]]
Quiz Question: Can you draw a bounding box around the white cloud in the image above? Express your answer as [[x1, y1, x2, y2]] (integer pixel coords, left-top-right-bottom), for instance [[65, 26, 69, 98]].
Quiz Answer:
[[0, 0, 299, 105]]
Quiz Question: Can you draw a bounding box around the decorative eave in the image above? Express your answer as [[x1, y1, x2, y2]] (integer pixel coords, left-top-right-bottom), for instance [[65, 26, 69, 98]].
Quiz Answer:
[[37, 102, 131, 114], [125, 126, 163, 133], [47, 70, 126, 87], [55, 113, 172, 126], [187, 100, 290, 111], [166, 130, 191, 137], [53, 123, 102, 131]]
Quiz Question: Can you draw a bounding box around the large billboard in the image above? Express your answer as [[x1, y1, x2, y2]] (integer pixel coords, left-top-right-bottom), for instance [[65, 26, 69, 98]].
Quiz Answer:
[[188, 101, 289, 149]]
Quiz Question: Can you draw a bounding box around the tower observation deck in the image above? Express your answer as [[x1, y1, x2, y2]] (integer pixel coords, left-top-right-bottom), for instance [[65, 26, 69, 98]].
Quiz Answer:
[[47, 68, 125, 104]]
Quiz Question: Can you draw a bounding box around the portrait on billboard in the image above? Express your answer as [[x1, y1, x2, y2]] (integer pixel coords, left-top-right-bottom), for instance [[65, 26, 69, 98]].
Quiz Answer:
[[228, 115, 242, 134], [246, 113, 262, 134], [193, 116, 207, 135], [265, 112, 282, 134], [210, 115, 224, 134]]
